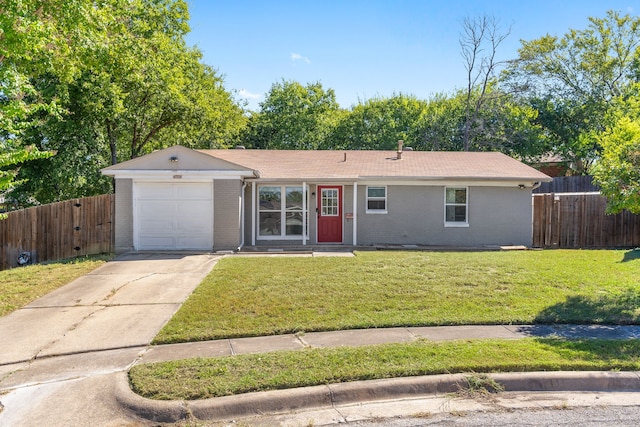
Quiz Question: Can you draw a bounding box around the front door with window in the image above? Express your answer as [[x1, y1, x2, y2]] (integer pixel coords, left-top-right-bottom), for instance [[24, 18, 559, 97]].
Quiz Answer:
[[317, 186, 342, 243]]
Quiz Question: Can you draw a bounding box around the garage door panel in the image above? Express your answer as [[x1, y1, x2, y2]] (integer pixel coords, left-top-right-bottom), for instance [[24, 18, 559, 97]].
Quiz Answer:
[[137, 184, 169, 199], [175, 200, 212, 215], [139, 201, 175, 216], [134, 182, 214, 251], [139, 218, 176, 234], [138, 236, 177, 249], [176, 236, 213, 250], [177, 221, 211, 234], [177, 183, 213, 199]]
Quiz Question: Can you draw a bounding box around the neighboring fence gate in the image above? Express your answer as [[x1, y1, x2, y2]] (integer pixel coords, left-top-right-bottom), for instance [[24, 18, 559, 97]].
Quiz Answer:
[[0, 194, 114, 270], [533, 193, 640, 248]]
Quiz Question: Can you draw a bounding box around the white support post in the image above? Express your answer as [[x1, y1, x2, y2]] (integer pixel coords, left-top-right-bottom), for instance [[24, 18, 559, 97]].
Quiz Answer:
[[302, 182, 307, 245], [251, 182, 256, 246], [353, 182, 358, 246]]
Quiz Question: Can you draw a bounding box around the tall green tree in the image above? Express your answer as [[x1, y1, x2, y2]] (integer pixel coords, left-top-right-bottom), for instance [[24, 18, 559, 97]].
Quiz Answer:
[[504, 10, 640, 173], [326, 94, 428, 150], [0, 0, 89, 196], [6, 0, 245, 206], [419, 90, 546, 158], [241, 80, 342, 149], [591, 85, 640, 214]]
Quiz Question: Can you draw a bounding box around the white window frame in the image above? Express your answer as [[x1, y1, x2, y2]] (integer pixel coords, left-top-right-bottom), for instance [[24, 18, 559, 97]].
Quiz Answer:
[[366, 185, 388, 214], [444, 187, 469, 227], [258, 185, 309, 240]]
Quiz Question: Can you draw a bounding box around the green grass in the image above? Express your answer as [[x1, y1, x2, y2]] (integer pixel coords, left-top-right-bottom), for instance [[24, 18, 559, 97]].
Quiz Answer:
[[0, 254, 113, 316], [154, 249, 640, 344], [130, 338, 640, 400]]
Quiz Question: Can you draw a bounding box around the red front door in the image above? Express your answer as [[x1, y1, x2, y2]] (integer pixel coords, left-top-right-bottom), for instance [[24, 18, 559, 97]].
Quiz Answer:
[[317, 186, 342, 243]]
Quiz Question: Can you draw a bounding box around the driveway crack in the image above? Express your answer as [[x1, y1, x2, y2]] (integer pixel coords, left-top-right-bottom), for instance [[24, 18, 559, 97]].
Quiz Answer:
[[33, 305, 108, 361], [100, 273, 157, 304]]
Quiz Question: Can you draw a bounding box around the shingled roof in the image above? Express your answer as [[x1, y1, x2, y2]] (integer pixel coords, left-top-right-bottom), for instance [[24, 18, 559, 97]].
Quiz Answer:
[[198, 149, 551, 182]]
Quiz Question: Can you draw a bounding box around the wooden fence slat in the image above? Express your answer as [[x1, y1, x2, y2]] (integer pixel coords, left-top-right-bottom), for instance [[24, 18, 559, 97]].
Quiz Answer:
[[1, 194, 114, 270], [532, 193, 640, 249], [534, 176, 600, 193]]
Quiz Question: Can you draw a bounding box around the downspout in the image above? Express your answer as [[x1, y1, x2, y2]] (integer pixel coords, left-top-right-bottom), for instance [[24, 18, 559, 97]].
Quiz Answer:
[[237, 181, 247, 252], [532, 181, 542, 190]]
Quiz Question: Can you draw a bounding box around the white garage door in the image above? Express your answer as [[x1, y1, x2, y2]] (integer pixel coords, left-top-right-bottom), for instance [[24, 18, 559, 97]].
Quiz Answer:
[[135, 182, 213, 251]]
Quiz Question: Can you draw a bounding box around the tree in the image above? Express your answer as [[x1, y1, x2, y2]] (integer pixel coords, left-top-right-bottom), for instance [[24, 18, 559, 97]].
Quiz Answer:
[[504, 10, 640, 173], [326, 94, 428, 150], [460, 15, 511, 151], [241, 80, 342, 149], [0, 0, 90, 197], [591, 86, 640, 214], [416, 90, 546, 158], [6, 0, 246, 206]]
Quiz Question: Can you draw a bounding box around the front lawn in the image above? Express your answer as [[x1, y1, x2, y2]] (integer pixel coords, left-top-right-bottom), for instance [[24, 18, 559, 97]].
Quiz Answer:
[[131, 338, 640, 400], [154, 249, 640, 344], [0, 254, 113, 316]]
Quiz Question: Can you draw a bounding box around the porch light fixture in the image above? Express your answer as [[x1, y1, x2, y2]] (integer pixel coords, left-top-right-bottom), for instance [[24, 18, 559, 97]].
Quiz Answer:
[[169, 156, 179, 162], [518, 184, 526, 189]]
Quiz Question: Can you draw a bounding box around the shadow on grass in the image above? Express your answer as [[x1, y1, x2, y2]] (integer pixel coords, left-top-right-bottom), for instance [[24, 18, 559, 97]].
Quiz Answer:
[[533, 338, 640, 364], [534, 288, 640, 325], [622, 249, 640, 263]]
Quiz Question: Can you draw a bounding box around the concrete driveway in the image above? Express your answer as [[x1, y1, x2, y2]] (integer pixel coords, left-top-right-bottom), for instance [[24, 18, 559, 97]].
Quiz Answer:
[[0, 252, 220, 426]]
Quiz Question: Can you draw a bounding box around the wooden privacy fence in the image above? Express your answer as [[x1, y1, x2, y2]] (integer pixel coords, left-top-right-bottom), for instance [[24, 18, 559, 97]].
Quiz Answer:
[[533, 175, 600, 194], [533, 193, 640, 248], [1, 194, 114, 270]]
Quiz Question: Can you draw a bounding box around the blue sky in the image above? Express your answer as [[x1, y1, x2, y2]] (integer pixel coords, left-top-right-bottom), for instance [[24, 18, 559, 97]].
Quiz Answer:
[[186, 0, 638, 111]]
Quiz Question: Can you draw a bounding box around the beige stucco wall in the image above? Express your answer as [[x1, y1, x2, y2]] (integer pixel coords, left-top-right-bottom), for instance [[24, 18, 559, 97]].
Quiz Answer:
[[114, 178, 134, 253]]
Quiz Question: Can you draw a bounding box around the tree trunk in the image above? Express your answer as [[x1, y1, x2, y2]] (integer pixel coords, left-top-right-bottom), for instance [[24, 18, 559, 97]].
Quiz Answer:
[[106, 121, 118, 165]]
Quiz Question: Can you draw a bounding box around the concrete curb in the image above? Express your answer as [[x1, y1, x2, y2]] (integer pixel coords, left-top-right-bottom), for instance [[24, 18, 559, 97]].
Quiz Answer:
[[114, 372, 190, 423], [115, 371, 640, 423]]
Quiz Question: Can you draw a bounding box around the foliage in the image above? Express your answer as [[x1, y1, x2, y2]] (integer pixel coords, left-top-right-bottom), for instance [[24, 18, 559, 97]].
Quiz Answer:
[[417, 90, 546, 158], [3, 0, 246, 207], [130, 338, 640, 400], [504, 10, 640, 173], [591, 87, 640, 214], [0, 0, 89, 195], [326, 94, 428, 150], [0, 144, 52, 195], [154, 250, 640, 343], [240, 80, 342, 149], [319, 91, 544, 158]]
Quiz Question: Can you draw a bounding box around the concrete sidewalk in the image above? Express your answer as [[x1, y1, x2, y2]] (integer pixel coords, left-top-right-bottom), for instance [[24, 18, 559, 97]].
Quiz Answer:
[[117, 324, 640, 424], [138, 324, 640, 364]]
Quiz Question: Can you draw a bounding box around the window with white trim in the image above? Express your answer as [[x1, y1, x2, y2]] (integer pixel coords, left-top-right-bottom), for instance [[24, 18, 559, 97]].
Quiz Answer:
[[366, 186, 387, 213], [259, 185, 307, 238], [444, 187, 468, 226]]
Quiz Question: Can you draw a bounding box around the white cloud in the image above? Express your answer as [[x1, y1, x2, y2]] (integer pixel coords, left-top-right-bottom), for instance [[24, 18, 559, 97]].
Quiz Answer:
[[239, 89, 262, 100], [291, 52, 311, 64]]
